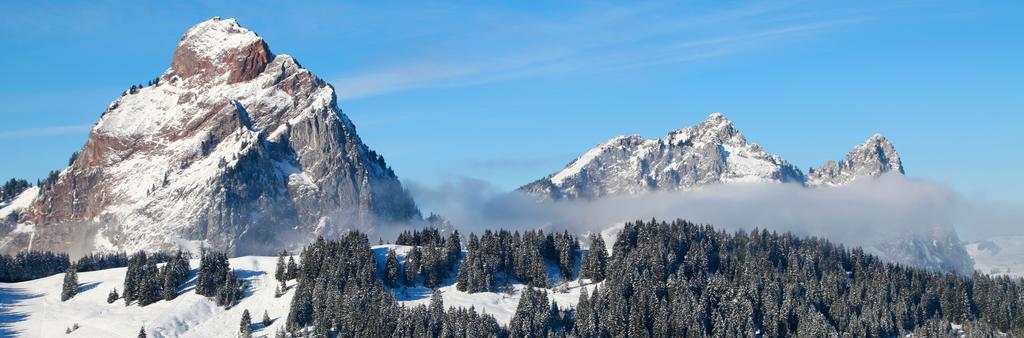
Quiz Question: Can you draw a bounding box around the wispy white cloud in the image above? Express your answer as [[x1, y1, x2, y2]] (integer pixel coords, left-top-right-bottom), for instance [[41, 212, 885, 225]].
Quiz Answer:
[[332, 2, 897, 100], [0, 125, 92, 140]]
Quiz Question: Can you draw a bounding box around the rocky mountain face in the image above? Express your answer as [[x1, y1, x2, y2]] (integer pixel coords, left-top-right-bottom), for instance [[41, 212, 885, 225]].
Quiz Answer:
[[521, 113, 973, 274], [0, 18, 419, 256], [520, 113, 805, 200], [808, 133, 904, 186]]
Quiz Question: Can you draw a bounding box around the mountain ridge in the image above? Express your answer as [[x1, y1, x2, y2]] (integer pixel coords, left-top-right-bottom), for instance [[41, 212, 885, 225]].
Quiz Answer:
[[520, 112, 901, 200]]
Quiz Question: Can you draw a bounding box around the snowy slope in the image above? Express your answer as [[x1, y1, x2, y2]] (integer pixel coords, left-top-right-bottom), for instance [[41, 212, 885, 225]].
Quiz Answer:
[[0, 187, 37, 221], [0, 245, 599, 337], [374, 245, 593, 325], [966, 236, 1024, 278], [0, 256, 294, 338]]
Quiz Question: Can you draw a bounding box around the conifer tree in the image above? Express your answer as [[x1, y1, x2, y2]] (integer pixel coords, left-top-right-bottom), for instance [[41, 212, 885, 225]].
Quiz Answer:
[[583, 233, 608, 282], [262, 310, 272, 326], [159, 251, 189, 301], [240, 309, 253, 338], [196, 250, 229, 297], [123, 251, 148, 304], [216, 270, 244, 308], [275, 251, 287, 286], [509, 287, 551, 337], [404, 247, 421, 286], [137, 259, 162, 306], [383, 249, 402, 287], [60, 266, 78, 301], [107, 288, 119, 304], [445, 230, 461, 266], [285, 255, 298, 280], [137, 326, 147, 338]]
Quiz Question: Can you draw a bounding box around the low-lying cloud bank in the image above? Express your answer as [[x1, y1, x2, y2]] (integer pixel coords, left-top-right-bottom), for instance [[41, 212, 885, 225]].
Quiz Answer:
[[406, 174, 1023, 247]]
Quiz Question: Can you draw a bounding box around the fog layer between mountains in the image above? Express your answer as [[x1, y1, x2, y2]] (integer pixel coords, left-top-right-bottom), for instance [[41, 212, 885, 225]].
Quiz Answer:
[[410, 173, 1021, 263]]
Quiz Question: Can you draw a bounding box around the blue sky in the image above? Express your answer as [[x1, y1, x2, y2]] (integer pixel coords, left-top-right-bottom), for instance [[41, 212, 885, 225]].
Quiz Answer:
[[1, 1, 1022, 203]]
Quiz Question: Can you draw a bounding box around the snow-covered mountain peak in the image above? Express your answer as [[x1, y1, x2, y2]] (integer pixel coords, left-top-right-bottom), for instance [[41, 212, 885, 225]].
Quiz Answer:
[[180, 17, 258, 54], [665, 112, 744, 147], [808, 133, 904, 186], [171, 17, 271, 86], [520, 112, 803, 200], [520, 114, 918, 201], [1, 18, 419, 256]]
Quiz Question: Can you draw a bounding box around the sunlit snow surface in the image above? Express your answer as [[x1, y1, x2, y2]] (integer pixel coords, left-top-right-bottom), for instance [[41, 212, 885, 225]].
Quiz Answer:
[[0, 256, 293, 337], [0, 187, 38, 220], [966, 236, 1024, 278], [0, 245, 598, 337]]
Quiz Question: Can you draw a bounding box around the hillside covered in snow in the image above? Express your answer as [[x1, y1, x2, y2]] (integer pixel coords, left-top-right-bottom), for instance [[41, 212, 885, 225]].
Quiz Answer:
[[0, 244, 591, 338], [4, 220, 1020, 337]]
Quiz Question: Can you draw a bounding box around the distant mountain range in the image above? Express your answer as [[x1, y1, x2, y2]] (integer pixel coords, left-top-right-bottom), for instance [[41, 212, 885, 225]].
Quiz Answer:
[[520, 112, 903, 200], [519, 112, 971, 273]]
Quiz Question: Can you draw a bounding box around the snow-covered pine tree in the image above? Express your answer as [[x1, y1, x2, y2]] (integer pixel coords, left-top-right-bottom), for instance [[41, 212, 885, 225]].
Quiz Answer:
[[285, 255, 298, 280], [274, 250, 286, 290], [404, 247, 421, 286], [383, 249, 402, 287], [60, 266, 78, 301], [137, 259, 162, 306], [107, 288, 119, 304], [196, 250, 229, 297], [554, 230, 578, 280], [159, 250, 190, 301], [262, 310, 272, 326], [509, 287, 551, 337], [123, 251, 148, 304], [275, 251, 287, 286], [445, 230, 461, 267], [583, 233, 608, 282], [240, 309, 253, 338]]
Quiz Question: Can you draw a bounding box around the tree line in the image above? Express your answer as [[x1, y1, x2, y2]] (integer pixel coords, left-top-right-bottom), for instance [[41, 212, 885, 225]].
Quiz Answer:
[[455, 229, 580, 293], [282, 221, 1023, 337], [0, 178, 31, 203], [386, 229, 461, 289], [0, 250, 176, 283]]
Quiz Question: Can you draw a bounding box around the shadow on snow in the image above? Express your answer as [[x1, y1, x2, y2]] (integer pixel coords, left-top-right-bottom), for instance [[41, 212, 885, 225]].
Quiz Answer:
[[0, 286, 43, 336]]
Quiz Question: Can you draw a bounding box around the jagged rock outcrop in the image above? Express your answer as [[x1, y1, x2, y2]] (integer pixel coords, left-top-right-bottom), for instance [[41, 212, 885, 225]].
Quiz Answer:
[[520, 113, 804, 200], [808, 133, 904, 186], [0, 18, 419, 256]]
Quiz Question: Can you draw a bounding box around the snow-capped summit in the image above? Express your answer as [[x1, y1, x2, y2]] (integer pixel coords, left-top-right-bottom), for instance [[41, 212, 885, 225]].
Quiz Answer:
[[807, 133, 904, 186], [0, 18, 419, 256], [519, 113, 805, 200], [522, 115, 909, 200], [171, 17, 271, 86]]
